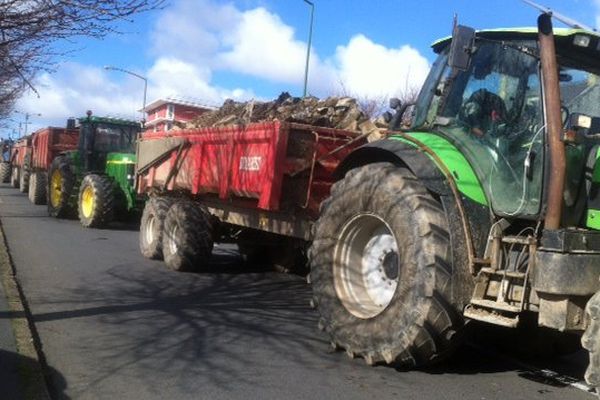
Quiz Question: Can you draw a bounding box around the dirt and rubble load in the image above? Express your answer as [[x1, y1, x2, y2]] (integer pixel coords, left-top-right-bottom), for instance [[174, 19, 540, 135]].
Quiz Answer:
[[184, 92, 386, 141]]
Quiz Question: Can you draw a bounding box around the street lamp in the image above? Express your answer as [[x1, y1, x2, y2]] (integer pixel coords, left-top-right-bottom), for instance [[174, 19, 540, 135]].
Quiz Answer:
[[13, 110, 42, 136], [103, 65, 148, 127], [303, 0, 314, 97]]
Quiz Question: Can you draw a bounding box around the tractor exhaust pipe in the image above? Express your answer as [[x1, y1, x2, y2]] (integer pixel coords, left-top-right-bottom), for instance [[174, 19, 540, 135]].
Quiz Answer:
[[538, 13, 566, 230]]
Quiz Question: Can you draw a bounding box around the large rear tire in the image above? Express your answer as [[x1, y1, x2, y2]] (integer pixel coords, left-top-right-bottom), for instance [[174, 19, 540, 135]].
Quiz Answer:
[[78, 174, 115, 228], [583, 289, 600, 394], [28, 172, 47, 205], [47, 156, 75, 218], [162, 201, 214, 272], [19, 169, 30, 193], [309, 163, 461, 366], [10, 166, 19, 188], [140, 196, 175, 259], [0, 162, 10, 183]]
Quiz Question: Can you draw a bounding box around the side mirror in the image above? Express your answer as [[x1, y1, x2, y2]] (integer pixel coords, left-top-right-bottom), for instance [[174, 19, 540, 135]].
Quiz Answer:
[[448, 25, 475, 71]]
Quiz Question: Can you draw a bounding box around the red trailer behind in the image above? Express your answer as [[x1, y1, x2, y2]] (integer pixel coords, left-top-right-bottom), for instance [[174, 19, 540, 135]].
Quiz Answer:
[[136, 121, 367, 271], [9, 136, 32, 191], [27, 127, 79, 204]]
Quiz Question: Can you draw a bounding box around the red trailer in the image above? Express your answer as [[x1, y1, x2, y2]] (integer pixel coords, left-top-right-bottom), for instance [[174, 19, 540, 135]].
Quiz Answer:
[[136, 121, 367, 272], [26, 127, 79, 204], [9, 136, 32, 191]]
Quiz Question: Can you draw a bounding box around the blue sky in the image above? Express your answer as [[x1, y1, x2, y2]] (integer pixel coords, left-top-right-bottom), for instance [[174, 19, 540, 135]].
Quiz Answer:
[[10, 0, 600, 135]]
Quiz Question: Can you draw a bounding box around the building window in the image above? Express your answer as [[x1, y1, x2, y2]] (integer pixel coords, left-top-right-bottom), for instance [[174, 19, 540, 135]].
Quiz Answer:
[[166, 104, 174, 120], [154, 111, 158, 120], [153, 125, 158, 133]]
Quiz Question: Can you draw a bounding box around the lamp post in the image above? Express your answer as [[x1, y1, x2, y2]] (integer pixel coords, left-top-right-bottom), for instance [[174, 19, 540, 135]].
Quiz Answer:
[[303, 0, 314, 97], [103, 66, 148, 127]]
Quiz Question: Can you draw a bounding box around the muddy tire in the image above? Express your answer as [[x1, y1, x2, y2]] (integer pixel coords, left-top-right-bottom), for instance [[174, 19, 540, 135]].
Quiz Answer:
[[10, 166, 19, 188], [78, 174, 115, 228], [47, 156, 76, 218], [19, 169, 30, 193], [140, 196, 176, 259], [28, 172, 47, 205], [162, 201, 213, 272], [0, 162, 10, 183], [309, 163, 461, 366]]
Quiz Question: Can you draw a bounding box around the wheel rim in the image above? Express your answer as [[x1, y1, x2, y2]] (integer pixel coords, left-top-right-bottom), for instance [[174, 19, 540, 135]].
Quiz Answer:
[[333, 214, 400, 319], [80, 185, 94, 218], [167, 225, 179, 255], [50, 170, 63, 208], [144, 214, 157, 245]]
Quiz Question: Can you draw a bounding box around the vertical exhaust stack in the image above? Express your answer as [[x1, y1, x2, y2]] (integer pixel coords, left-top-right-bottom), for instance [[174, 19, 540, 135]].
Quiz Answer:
[[538, 13, 566, 230]]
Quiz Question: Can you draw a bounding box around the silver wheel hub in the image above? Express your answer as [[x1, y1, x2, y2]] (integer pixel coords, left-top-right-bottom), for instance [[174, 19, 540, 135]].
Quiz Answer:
[[333, 214, 400, 319], [168, 225, 179, 254], [144, 214, 156, 245]]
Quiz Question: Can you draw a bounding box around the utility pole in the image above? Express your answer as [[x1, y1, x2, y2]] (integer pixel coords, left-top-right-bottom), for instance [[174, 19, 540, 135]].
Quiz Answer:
[[104, 66, 148, 127]]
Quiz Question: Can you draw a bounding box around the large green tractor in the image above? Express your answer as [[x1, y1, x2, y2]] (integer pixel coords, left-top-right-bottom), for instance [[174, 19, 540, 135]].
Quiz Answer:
[[47, 112, 141, 228], [309, 14, 600, 391]]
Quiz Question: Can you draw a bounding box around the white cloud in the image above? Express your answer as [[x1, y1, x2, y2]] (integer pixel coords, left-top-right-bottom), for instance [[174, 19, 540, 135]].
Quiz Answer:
[[331, 34, 430, 99]]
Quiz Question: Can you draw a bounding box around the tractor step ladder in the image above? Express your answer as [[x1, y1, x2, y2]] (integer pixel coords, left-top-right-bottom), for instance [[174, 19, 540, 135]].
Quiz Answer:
[[463, 234, 535, 328]]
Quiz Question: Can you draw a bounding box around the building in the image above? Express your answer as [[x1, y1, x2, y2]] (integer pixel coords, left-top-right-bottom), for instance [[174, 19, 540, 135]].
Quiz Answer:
[[142, 97, 216, 133]]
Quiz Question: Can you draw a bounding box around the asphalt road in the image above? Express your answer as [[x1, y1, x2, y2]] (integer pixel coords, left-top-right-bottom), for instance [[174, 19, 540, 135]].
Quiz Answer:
[[0, 183, 595, 400]]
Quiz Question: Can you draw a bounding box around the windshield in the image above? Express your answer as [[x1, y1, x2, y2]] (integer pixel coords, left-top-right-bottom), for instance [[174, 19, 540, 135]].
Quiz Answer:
[[421, 41, 544, 217], [93, 123, 137, 154]]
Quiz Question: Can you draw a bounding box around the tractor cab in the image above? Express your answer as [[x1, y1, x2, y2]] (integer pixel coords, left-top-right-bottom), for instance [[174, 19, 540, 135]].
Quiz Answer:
[[77, 113, 140, 173], [412, 27, 600, 226]]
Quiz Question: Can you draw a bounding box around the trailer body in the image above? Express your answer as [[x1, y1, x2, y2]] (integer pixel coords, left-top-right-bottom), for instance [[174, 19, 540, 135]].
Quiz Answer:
[[30, 127, 79, 172], [137, 121, 366, 239]]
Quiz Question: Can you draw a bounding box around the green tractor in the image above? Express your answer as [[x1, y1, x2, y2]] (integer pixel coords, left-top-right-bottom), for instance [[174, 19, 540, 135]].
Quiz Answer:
[[308, 14, 600, 391], [47, 112, 141, 228]]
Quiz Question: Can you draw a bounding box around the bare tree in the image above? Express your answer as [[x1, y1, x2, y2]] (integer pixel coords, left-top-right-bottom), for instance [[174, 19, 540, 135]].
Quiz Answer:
[[0, 0, 165, 120]]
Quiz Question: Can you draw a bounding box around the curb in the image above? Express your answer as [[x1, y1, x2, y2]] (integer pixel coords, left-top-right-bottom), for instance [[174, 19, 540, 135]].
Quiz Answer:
[[0, 219, 52, 400]]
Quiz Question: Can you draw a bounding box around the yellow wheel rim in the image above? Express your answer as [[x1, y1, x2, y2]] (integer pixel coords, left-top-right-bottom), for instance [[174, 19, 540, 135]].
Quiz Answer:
[[50, 170, 63, 208], [81, 185, 94, 218]]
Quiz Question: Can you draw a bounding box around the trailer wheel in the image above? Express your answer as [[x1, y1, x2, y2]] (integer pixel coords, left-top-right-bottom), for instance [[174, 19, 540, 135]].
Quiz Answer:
[[162, 201, 213, 272], [19, 169, 30, 193], [583, 289, 600, 393], [309, 163, 461, 366], [0, 162, 10, 183], [47, 156, 75, 218], [10, 167, 19, 188], [78, 174, 115, 228], [140, 196, 175, 259], [28, 172, 47, 205]]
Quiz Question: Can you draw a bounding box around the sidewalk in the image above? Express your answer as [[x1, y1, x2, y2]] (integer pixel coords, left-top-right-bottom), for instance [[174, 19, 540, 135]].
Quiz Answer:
[[0, 216, 50, 400], [0, 279, 23, 399]]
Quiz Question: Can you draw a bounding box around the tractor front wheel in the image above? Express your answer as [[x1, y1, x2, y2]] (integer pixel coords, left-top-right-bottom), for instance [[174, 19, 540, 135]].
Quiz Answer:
[[0, 162, 10, 183], [309, 163, 461, 366], [162, 200, 213, 272], [28, 172, 47, 205], [78, 174, 115, 228], [47, 156, 75, 218], [140, 196, 176, 259]]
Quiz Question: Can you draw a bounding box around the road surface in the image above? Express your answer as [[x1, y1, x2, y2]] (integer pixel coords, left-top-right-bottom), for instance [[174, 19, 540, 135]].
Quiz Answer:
[[0, 184, 594, 399]]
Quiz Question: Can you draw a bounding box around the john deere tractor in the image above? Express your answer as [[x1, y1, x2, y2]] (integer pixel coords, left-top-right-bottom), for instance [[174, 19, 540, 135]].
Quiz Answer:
[[47, 112, 140, 228], [308, 14, 600, 392]]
